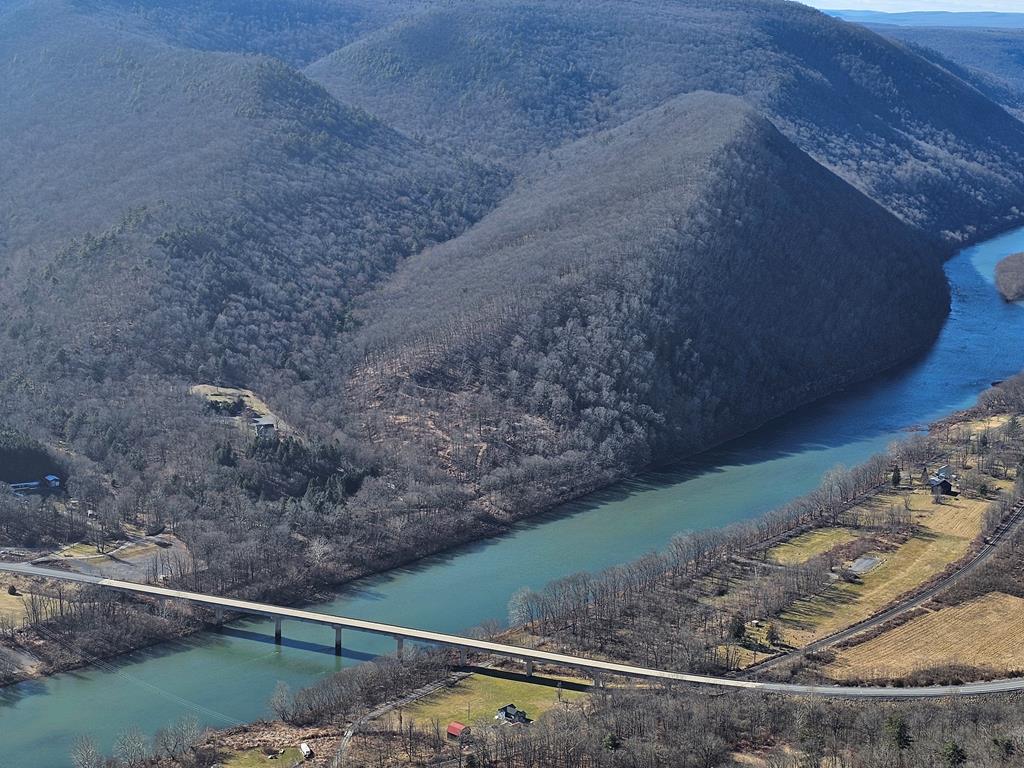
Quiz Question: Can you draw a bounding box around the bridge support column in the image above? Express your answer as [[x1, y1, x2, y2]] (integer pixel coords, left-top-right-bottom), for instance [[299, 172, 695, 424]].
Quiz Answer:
[[274, 618, 282, 644], [525, 660, 534, 677], [459, 647, 468, 667], [335, 627, 343, 656], [214, 607, 224, 628], [396, 636, 404, 660]]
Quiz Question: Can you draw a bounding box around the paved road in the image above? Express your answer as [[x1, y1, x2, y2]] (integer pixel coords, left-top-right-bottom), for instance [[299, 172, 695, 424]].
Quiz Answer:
[[746, 497, 1024, 676], [6, 561, 1024, 699]]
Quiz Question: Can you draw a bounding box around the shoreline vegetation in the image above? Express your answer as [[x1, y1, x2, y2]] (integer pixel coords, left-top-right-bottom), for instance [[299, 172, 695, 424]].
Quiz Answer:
[[995, 252, 1024, 301]]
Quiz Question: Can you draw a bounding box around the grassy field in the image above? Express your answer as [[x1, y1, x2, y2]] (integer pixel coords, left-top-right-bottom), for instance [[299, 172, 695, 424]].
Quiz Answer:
[[827, 592, 1024, 680], [0, 589, 25, 623], [768, 528, 859, 565], [222, 747, 304, 767], [55, 538, 158, 562], [404, 673, 586, 729], [779, 484, 1007, 647]]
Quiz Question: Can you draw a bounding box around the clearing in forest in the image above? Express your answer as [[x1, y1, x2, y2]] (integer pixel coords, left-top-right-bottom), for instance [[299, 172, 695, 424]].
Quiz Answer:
[[404, 673, 586, 729], [768, 528, 859, 565], [826, 591, 1024, 680], [779, 482, 1008, 647], [190, 384, 290, 432]]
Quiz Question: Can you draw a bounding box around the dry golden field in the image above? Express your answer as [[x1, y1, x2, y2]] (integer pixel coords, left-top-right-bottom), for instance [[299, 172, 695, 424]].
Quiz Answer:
[[0, 575, 32, 623], [826, 592, 1024, 680], [779, 481, 1010, 647]]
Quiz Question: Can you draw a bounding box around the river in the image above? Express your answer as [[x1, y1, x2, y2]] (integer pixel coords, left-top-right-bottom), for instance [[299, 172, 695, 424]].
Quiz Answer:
[[4, 226, 1024, 765]]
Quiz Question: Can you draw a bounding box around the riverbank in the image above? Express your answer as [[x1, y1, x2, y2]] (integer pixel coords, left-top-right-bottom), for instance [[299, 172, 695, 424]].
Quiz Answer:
[[507, 388, 1024, 688], [996, 252, 1024, 301]]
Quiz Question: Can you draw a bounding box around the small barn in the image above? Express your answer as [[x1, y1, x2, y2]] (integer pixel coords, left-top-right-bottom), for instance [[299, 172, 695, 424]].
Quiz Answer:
[[447, 722, 469, 741], [929, 476, 954, 496]]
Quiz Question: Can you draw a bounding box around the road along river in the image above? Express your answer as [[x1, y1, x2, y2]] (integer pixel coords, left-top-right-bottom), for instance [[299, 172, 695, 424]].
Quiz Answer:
[[4, 225, 1024, 765]]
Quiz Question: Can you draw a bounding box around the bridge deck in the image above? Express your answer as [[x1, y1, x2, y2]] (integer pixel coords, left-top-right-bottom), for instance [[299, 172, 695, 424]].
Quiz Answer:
[[4, 562, 1024, 699]]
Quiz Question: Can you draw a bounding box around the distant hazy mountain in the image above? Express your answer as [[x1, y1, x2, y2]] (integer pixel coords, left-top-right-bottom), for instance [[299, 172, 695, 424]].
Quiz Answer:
[[353, 93, 949, 494], [867, 24, 1024, 97], [829, 10, 1024, 28], [307, 0, 1024, 243]]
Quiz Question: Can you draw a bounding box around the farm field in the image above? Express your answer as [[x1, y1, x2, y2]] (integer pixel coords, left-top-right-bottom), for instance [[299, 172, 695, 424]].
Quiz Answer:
[[779, 482, 1008, 647], [404, 673, 587, 730], [826, 591, 1024, 680], [768, 528, 858, 565]]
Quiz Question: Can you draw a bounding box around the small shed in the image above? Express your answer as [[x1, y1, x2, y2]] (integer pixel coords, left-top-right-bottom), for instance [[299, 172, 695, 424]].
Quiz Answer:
[[929, 476, 954, 496], [447, 722, 469, 740], [299, 742, 314, 760]]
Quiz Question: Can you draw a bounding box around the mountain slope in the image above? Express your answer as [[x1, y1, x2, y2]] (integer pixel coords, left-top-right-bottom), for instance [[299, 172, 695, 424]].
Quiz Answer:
[[307, 0, 1024, 243], [0, 0, 504, 400], [350, 93, 950, 508], [63, 0, 430, 66]]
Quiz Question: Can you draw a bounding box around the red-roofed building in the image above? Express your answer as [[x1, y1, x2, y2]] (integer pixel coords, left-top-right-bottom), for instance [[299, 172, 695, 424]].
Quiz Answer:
[[447, 722, 469, 740]]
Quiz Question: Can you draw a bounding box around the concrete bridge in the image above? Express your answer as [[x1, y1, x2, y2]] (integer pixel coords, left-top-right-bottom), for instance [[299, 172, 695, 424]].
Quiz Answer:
[[6, 561, 1024, 699]]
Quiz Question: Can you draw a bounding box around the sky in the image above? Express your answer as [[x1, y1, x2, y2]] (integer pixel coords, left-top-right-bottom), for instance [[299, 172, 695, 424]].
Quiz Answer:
[[810, 1, 1024, 10]]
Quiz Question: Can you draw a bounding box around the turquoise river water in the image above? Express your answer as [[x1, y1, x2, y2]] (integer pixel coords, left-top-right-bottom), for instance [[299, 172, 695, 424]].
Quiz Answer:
[[4, 225, 1024, 765]]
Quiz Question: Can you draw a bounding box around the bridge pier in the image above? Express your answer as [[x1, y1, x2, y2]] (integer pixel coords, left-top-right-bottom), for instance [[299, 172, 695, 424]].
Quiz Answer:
[[335, 627, 343, 656], [275, 618, 282, 644], [525, 660, 534, 677], [459, 647, 468, 667], [396, 636, 404, 659], [214, 607, 224, 628]]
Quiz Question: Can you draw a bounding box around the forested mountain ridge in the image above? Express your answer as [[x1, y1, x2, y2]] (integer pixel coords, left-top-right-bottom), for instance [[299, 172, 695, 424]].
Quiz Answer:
[[306, 0, 1024, 242], [0, 0, 505, 393], [349, 93, 949, 512], [64, 0, 430, 66]]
